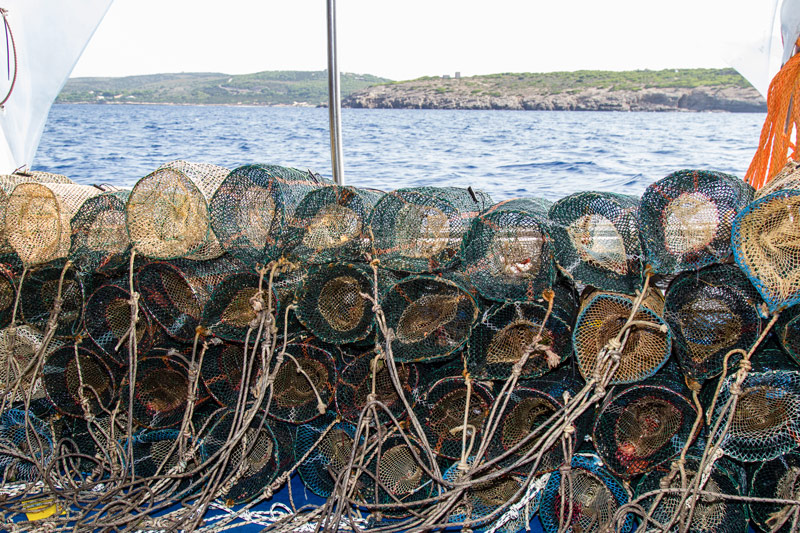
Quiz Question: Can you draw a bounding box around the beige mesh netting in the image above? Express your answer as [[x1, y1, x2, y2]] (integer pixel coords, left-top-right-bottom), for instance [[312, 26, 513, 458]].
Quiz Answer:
[[756, 159, 800, 199], [4, 183, 100, 265], [126, 160, 229, 260], [0, 325, 63, 401]]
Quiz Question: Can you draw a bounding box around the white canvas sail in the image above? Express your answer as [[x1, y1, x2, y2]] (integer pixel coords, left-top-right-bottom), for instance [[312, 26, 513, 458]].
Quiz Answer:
[[0, 0, 113, 174]]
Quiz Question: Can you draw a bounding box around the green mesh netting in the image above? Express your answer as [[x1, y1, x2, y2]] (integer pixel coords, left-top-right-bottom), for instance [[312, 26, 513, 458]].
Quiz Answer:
[[443, 457, 524, 530], [592, 369, 697, 479], [198, 408, 282, 504], [573, 288, 672, 385], [639, 169, 754, 275], [461, 198, 555, 302], [369, 187, 489, 272], [417, 376, 494, 460], [126, 160, 229, 260], [381, 273, 479, 363], [710, 370, 800, 462], [748, 452, 800, 533], [777, 304, 800, 367], [128, 429, 198, 499], [125, 351, 191, 430], [209, 164, 327, 269], [295, 414, 357, 498], [295, 263, 394, 345], [20, 261, 87, 338], [42, 344, 116, 419], [486, 385, 568, 476], [201, 271, 278, 343], [286, 185, 383, 264], [665, 264, 764, 382], [69, 190, 131, 275], [549, 191, 643, 294], [539, 454, 634, 533], [4, 182, 100, 265], [635, 454, 748, 533], [84, 280, 153, 366], [267, 339, 337, 424], [732, 189, 800, 312], [136, 256, 241, 343], [0, 325, 62, 401], [201, 342, 262, 409], [334, 350, 419, 426], [467, 281, 577, 381]]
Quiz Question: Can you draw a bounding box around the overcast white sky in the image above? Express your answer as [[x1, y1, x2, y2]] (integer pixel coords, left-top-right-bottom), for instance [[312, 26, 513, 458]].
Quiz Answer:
[[70, 0, 766, 81]]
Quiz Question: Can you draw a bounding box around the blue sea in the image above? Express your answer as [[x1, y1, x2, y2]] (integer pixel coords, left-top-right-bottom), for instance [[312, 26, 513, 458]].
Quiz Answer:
[[34, 105, 765, 200]]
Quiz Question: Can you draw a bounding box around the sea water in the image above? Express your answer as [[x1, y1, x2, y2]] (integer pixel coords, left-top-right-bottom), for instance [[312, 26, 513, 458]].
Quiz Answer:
[[34, 104, 764, 200]]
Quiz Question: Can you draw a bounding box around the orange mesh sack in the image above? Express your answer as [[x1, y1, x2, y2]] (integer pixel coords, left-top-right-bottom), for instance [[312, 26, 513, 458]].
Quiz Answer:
[[461, 198, 555, 302], [286, 185, 383, 264], [665, 264, 764, 382], [69, 190, 131, 275], [4, 182, 100, 265], [125, 160, 229, 260], [467, 281, 577, 380], [209, 164, 327, 269], [573, 288, 672, 384], [381, 273, 479, 363], [639, 169, 754, 274], [549, 191, 643, 294], [369, 187, 491, 273], [732, 189, 800, 311]]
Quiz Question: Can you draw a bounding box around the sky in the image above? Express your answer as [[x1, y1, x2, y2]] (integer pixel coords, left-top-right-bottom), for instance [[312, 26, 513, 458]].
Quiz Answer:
[[68, 0, 769, 81]]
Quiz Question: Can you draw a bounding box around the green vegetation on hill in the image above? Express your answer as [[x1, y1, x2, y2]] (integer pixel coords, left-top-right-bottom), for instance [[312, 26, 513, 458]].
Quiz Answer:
[[387, 68, 753, 93], [57, 70, 391, 105]]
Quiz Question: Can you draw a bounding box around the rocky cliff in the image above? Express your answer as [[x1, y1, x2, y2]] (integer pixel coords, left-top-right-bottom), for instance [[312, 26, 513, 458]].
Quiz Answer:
[[343, 71, 766, 112]]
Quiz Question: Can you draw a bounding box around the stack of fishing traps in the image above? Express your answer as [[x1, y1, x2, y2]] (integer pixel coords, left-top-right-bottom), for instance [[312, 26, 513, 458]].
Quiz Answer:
[[0, 161, 799, 533]]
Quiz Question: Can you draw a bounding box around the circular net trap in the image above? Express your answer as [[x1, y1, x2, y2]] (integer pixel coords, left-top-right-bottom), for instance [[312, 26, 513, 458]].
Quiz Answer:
[[573, 288, 672, 385], [201, 271, 279, 343], [755, 159, 800, 200], [9, 170, 74, 184], [732, 189, 800, 312], [592, 375, 697, 479], [4, 182, 101, 266], [42, 344, 116, 419], [335, 350, 419, 426], [125, 160, 229, 260], [748, 452, 800, 533], [635, 454, 748, 533], [84, 280, 153, 366], [128, 429, 198, 499], [442, 458, 524, 530], [368, 188, 476, 273], [639, 169, 754, 275], [777, 304, 800, 367], [268, 339, 337, 424], [20, 261, 87, 338], [286, 185, 383, 264], [467, 284, 577, 380], [137, 256, 241, 342], [0, 265, 15, 329], [549, 191, 643, 294], [381, 274, 479, 363], [69, 190, 131, 275], [125, 352, 192, 430], [201, 342, 262, 409], [710, 370, 800, 462], [0, 409, 53, 482], [358, 433, 435, 518], [295, 263, 391, 345], [0, 325, 62, 401], [296, 414, 358, 498], [418, 376, 494, 460], [199, 408, 282, 505], [486, 385, 568, 476], [539, 454, 634, 533], [665, 264, 764, 382], [461, 198, 556, 302], [209, 164, 326, 269]]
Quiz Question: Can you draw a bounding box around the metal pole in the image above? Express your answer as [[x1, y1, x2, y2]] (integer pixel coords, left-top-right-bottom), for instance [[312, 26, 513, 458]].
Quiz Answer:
[[327, 0, 344, 185]]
